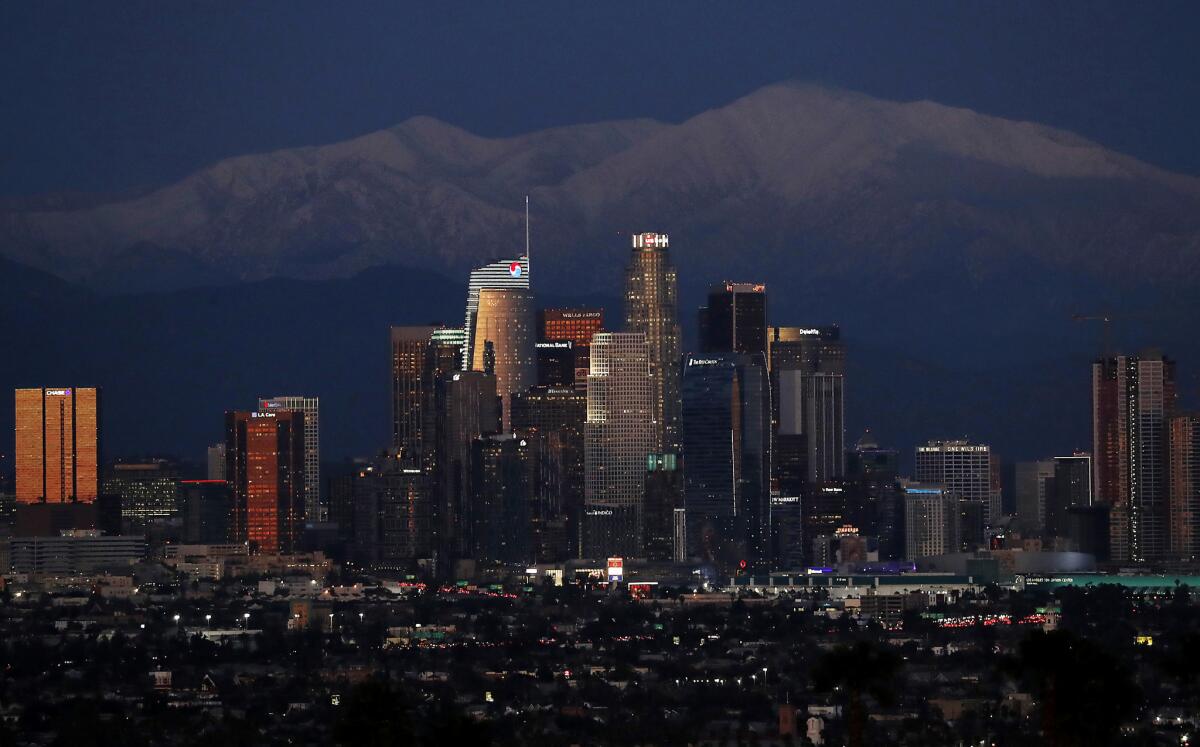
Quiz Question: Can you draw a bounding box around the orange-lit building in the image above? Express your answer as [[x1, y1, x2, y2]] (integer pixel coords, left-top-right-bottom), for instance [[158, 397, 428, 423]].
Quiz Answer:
[[538, 308, 604, 387], [225, 410, 305, 554], [14, 387, 100, 504]]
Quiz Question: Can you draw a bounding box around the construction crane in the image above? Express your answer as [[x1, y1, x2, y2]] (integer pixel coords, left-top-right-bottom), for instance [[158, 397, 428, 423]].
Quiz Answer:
[[1071, 313, 1114, 358]]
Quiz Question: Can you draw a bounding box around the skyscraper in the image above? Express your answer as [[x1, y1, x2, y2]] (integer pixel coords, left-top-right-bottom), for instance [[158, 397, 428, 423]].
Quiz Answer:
[[15, 387, 100, 504], [391, 325, 442, 461], [624, 232, 681, 453], [471, 434, 538, 563], [769, 327, 845, 484], [915, 440, 1001, 527], [470, 288, 536, 431], [1014, 460, 1055, 537], [433, 370, 500, 561], [1046, 453, 1093, 541], [539, 308, 604, 386], [698, 282, 767, 356], [535, 341, 576, 387], [206, 443, 227, 481], [584, 332, 655, 557], [103, 459, 180, 523], [510, 385, 587, 560], [903, 483, 961, 559], [1169, 414, 1200, 561], [259, 396, 321, 522], [350, 460, 432, 568], [680, 353, 772, 568], [644, 453, 683, 562], [1093, 352, 1177, 563], [462, 256, 530, 370], [225, 409, 305, 554]]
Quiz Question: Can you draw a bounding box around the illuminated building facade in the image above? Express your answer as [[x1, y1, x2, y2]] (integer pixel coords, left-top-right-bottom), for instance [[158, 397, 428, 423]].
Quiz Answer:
[[770, 327, 845, 485], [15, 387, 100, 504], [259, 396, 321, 521], [225, 409, 305, 554], [903, 483, 961, 559], [103, 459, 180, 522], [584, 332, 654, 557], [1170, 414, 1200, 561], [623, 233, 681, 453], [539, 307, 604, 386], [462, 256, 530, 371], [391, 325, 441, 461], [470, 288, 536, 432], [915, 440, 1001, 527], [1093, 352, 1176, 563]]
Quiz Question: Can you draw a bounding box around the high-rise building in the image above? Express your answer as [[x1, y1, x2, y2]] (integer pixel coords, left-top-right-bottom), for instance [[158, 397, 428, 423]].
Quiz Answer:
[[206, 443, 226, 481], [470, 288, 536, 431], [1169, 414, 1200, 561], [1014, 460, 1055, 537], [350, 460, 432, 568], [15, 387, 100, 504], [539, 308, 604, 386], [103, 459, 180, 523], [915, 440, 1001, 527], [470, 434, 539, 564], [845, 430, 899, 481], [624, 233, 681, 453], [462, 256, 530, 370], [259, 396, 321, 522], [903, 483, 961, 559], [535, 341, 576, 387], [1046, 453, 1093, 541], [179, 479, 233, 544], [644, 453, 683, 562], [391, 325, 442, 462], [225, 409, 305, 554], [433, 370, 500, 561], [770, 327, 845, 484], [1093, 352, 1177, 563], [510, 385, 586, 560], [846, 431, 904, 561], [584, 332, 655, 557], [698, 282, 767, 357], [680, 353, 772, 568]]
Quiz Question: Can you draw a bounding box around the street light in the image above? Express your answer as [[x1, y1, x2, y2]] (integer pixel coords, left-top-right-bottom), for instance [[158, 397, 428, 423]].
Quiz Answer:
[[242, 612, 250, 629], [329, 613, 335, 633], [205, 614, 212, 627]]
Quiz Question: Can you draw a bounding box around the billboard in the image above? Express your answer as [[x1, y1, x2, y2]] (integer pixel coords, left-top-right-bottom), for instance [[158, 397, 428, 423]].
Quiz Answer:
[[607, 557, 624, 581]]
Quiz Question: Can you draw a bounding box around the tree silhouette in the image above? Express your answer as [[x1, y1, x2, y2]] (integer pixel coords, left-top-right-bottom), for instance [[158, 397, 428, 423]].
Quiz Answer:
[[811, 641, 903, 747], [1008, 629, 1139, 747]]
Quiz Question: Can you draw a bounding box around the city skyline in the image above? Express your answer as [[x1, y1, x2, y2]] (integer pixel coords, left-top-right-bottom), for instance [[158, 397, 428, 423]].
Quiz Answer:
[[4, 6, 1200, 743]]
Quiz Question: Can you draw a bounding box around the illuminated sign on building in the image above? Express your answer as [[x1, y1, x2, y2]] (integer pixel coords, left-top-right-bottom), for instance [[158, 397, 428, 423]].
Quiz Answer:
[[632, 232, 669, 249], [536, 341, 573, 349], [687, 358, 721, 366], [251, 411, 277, 418], [607, 557, 624, 581], [44, 389, 71, 396], [508, 261, 523, 278], [559, 311, 602, 319]]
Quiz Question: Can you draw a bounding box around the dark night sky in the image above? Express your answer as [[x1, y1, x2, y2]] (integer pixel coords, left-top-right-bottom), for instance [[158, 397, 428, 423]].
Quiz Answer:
[[2, 1, 1199, 197]]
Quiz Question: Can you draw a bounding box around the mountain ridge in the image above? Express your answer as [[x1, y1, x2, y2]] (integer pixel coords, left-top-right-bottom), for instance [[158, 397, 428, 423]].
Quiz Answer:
[[4, 81, 1200, 292]]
